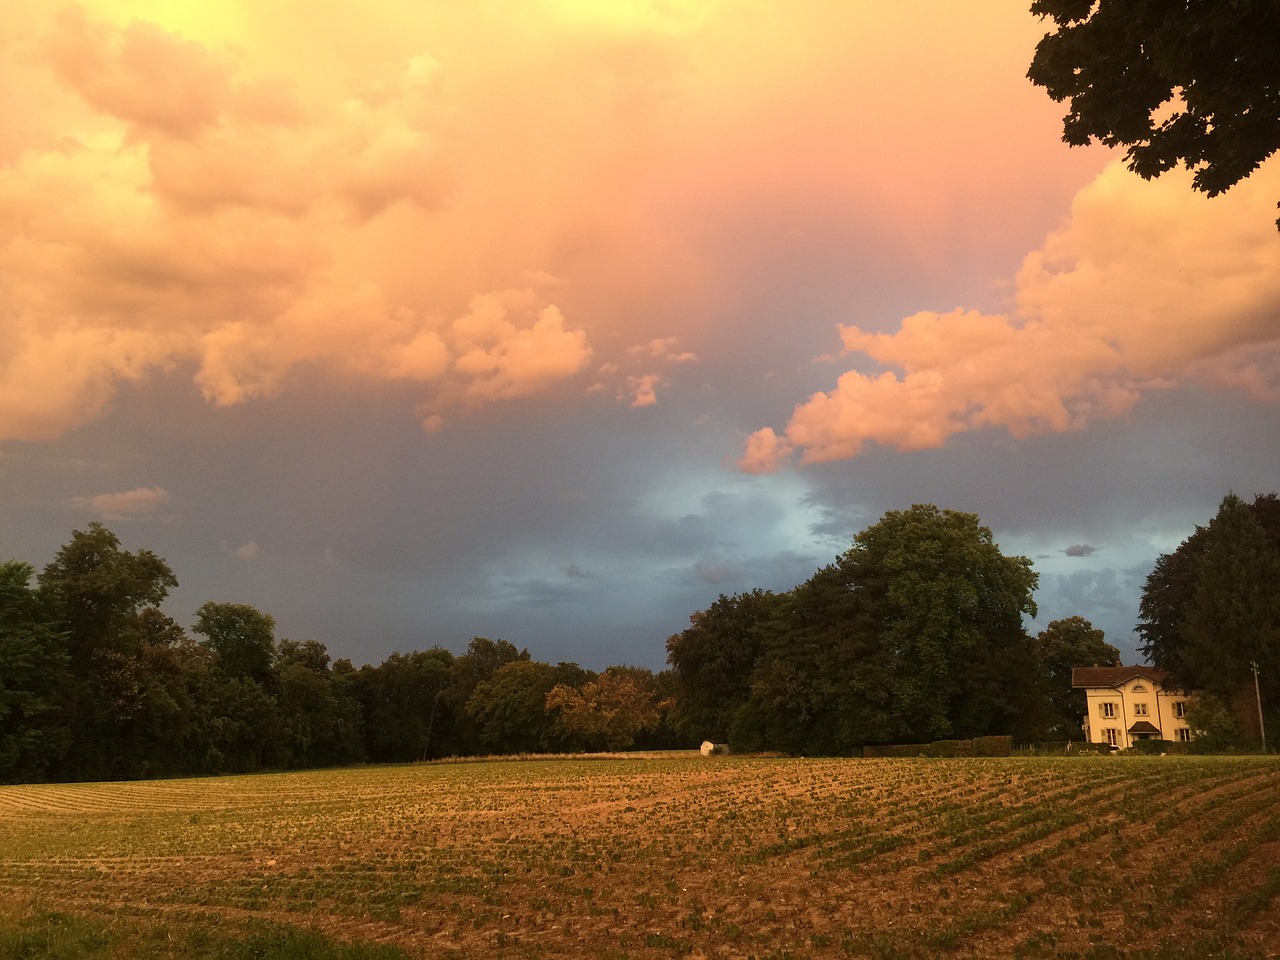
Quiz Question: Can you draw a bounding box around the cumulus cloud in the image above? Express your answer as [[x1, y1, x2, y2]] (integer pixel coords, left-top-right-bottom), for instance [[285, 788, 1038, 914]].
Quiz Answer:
[[0, 6, 691, 443], [0, 2, 1108, 448], [74, 485, 171, 520], [743, 159, 1280, 471], [739, 427, 793, 475], [623, 373, 664, 408], [634, 337, 698, 364], [43, 7, 234, 140], [451, 293, 593, 403]]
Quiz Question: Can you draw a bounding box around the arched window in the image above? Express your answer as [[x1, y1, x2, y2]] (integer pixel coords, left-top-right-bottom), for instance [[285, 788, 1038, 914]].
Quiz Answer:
[[1132, 684, 1146, 693]]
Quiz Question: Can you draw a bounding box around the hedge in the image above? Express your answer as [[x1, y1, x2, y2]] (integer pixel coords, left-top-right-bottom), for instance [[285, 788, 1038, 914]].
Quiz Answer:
[[862, 735, 1012, 758]]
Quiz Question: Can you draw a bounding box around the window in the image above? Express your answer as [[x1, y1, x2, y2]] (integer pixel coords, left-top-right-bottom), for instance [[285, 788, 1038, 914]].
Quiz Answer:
[[1133, 703, 1149, 717], [1178, 729, 1192, 742], [1132, 684, 1146, 693], [1101, 702, 1117, 718], [1105, 728, 1119, 747], [1175, 701, 1187, 719]]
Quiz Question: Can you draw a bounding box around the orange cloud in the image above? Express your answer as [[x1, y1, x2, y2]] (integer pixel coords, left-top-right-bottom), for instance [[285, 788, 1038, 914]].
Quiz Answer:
[[743, 159, 1280, 472], [0, 3, 1097, 445], [0, 7, 610, 440], [74, 485, 171, 520], [451, 294, 593, 403], [623, 373, 664, 408]]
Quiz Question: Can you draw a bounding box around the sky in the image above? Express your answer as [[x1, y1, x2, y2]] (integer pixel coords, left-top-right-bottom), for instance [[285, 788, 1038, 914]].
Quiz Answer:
[[2, 1, 1278, 672]]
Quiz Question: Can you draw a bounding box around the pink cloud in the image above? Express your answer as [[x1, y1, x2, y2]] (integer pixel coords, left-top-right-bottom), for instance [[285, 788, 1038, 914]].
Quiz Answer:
[[74, 485, 171, 520], [454, 300, 593, 403], [744, 159, 1280, 471], [739, 427, 792, 475], [44, 7, 232, 139], [0, 3, 1117, 447], [623, 373, 664, 408]]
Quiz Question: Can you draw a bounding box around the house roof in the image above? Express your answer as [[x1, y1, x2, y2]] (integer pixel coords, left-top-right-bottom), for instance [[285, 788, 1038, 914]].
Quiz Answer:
[[1071, 665, 1173, 689], [1127, 721, 1162, 735]]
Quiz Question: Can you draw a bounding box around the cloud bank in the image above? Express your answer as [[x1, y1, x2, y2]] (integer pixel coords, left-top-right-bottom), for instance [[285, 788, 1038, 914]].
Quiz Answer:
[[0, 3, 709, 442], [1, 1, 1098, 447], [742, 159, 1280, 472]]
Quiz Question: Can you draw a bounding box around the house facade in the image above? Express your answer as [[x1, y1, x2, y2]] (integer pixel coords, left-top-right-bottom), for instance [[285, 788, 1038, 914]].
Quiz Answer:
[[1071, 665, 1191, 749]]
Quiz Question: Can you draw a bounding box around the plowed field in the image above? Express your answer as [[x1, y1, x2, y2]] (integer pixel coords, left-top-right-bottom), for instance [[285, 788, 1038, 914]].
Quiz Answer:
[[2, 755, 1278, 958]]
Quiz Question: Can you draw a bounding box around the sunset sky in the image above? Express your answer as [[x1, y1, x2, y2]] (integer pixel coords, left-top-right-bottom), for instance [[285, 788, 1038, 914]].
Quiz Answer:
[[3, 1, 1278, 670]]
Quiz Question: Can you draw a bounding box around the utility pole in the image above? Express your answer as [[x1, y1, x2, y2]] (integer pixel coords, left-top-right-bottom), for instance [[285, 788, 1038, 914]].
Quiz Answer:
[[1253, 660, 1267, 754]]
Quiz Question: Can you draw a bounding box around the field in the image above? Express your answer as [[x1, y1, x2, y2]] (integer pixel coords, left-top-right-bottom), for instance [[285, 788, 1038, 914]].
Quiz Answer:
[[1, 755, 1279, 959]]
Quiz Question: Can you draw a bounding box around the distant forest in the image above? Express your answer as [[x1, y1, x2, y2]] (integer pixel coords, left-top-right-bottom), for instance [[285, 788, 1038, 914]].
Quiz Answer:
[[2, 496, 1276, 783]]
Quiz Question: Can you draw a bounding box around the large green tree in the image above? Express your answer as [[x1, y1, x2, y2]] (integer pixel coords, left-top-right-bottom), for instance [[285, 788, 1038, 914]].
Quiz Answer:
[[356, 648, 458, 762], [36, 525, 180, 779], [1034, 616, 1120, 740], [38, 523, 178, 667], [665, 589, 778, 743], [702, 505, 1041, 755], [1139, 493, 1280, 744], [193, 602, 277, 687], [1028, 0, 1280, 227], [0, 561, 69, 782], [744, 562, 897, 754], [273, 639, 365, 768], [1179, 495, 1280, 740], [843, 505, 1040, 744], [546, 667, 667, 752], [466, 659, 567, 753], [445, 638, 530, 754]]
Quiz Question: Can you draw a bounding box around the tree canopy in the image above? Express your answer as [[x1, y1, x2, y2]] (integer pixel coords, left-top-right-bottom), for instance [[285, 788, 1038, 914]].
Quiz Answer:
[[1028, 0, 1280, 227], [546, 667, 668, 752], [1138, 493, 1280, 744], [1034, 616, 1120, 740], [668, 504, 1044, 754], [7, 504, 1185, 781], [665, 589, 777, 743]]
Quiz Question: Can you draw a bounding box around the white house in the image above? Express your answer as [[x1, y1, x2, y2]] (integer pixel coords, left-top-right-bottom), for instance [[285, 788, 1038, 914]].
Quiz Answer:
[[1071, 665, 1191, 749]]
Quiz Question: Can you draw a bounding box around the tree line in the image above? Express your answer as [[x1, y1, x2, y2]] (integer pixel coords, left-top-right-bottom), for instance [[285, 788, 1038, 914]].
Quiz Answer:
[[665, 505, 1120, 754], [667, 496, 1279, 755], [0, 522, 678, 783], [4, 494, 1275, 782]]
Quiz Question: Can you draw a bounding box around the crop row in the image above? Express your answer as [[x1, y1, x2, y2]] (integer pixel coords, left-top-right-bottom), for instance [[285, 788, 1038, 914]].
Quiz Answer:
[[1, 756, 1277, 958]]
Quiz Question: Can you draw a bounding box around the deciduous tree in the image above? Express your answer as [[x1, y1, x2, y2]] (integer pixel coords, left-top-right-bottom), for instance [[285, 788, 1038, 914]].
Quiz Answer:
[[721, 505, 1040, 755], [1028, 0, 1280, 228], [466, 660, 564, 753], [745, 562, 897, 754], [193, 602, 277, 687], [38, 523, 177, 666], [0, 561, 69, 782], [665, 589, 777, 743], [546, 667, 667, 751], [1139, 493, 1280, 743], [356, 648, 457, 762], [1034, 616, 1120, 740], [842, 505, 1040, 743]]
